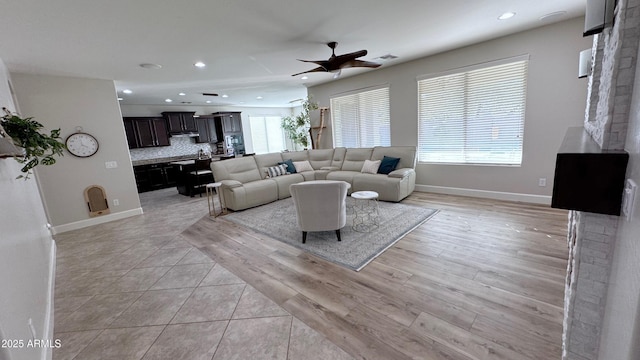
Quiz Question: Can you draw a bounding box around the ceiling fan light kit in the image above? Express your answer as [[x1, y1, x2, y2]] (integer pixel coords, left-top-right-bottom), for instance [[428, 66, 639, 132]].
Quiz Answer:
[[292, 42, 381, 77]]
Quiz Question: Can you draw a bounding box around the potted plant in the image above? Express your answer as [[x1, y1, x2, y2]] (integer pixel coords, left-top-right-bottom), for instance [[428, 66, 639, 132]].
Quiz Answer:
[[1, 107, 64, 179], [281, 97, 319, 149]]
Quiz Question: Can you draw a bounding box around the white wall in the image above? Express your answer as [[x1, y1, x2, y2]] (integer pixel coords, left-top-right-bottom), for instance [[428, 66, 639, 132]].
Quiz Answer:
[[309, 18, 591, 199], [11, 74, 141, 234], [0, 60, 55, 360], [597, 43, 640, 360]]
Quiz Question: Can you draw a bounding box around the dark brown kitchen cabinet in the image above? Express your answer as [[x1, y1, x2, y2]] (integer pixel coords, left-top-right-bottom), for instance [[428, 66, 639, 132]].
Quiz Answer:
[[219, 112, 242, 133], [133, 162, 179, 192], [213, 112, 245, 154], [195, 115, 218, 143], [162, 111, 197, 134], [123, 117, 170, 149]]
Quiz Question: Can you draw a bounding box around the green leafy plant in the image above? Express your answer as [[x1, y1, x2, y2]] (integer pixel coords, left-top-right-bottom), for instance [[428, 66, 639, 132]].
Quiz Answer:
[[281, 97, 319, 149], [1, 108, 64, 179]]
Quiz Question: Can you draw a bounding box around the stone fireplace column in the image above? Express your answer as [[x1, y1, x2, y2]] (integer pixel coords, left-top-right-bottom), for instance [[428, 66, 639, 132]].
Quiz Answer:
[[562, 0, 640, 359]]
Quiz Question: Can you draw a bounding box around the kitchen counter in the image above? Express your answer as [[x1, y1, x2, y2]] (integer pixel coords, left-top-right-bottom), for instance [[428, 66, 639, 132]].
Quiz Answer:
[[132, 155, 197, 167], [132, 154, 232, 167]]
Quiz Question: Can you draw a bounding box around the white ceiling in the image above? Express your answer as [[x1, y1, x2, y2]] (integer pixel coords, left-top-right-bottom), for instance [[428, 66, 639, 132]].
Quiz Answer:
[[0, 0, 585, 108]]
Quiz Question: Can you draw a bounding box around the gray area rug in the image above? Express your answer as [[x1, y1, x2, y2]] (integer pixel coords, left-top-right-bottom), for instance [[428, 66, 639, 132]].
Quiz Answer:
[[223, 198, 438, 271]]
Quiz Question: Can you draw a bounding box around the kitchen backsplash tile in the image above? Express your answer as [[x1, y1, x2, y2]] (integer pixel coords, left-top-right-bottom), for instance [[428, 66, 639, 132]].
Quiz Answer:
[[129, 137, 213, 162]]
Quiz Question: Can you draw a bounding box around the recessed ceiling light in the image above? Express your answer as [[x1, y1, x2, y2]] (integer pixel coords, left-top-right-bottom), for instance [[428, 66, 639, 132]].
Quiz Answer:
[[194, 62, 206, 68], [256, 96, 263, 100], [178, 92, 186, 96], [117, 97, 123, 101], [122, 89, 132, 94], [498, 12, 516, 20], [301, 76, 308, 80], [205, 100, 212, 104], [221, 94, 229, 98], [139, 63, 162, 70], [165, 99, 173, 103]]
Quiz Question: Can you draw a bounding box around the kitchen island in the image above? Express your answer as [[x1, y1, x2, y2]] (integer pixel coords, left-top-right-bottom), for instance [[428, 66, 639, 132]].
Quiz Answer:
[[132, 155, 233, 194]]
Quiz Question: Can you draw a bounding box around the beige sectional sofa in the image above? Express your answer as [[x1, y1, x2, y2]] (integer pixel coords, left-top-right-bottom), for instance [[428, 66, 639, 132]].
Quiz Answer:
[[211, 146, 416, 211]]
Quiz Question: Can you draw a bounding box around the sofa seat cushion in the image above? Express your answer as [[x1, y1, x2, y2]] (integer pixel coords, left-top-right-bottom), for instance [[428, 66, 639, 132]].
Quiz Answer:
[[224, 179, 278, 211], [269, 173, 305, 199], [325, 171, 359, 187], [352, 173, 407, 202]]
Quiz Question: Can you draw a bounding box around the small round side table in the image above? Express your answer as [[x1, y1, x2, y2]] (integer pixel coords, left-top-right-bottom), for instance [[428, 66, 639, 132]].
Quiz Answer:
[[351, 191, 379, 232], [206, 182, 224, 217]]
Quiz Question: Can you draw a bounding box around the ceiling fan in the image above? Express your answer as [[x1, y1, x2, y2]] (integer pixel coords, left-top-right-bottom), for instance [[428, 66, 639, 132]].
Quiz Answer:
[[292, 42, 381, 77]]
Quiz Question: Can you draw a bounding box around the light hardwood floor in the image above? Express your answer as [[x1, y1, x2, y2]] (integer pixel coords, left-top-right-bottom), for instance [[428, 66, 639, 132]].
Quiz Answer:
[[182, 192, 569, 360]]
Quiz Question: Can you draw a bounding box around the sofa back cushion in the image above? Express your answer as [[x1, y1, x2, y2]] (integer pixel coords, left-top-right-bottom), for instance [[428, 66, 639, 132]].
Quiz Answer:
[[341, 148, 373, 171], [332, 147, 346, 169], [211, 157, 262, 183], [308, 149, 334, 169], [254, 152, 285, 179], [282, 151, 309, 162], [371, 146, 417, 169]]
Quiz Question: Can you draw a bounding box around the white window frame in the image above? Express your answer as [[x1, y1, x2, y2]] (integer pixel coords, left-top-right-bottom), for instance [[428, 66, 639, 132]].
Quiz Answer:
[[417, 55, 529, 166], [330, 85, 391, 148]]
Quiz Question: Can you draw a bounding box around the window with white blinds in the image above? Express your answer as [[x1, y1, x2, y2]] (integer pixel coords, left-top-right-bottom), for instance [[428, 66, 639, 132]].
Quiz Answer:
[[417, 58, 528, 165], [248, 115, 286, 154], [331, 86, 390, 148]]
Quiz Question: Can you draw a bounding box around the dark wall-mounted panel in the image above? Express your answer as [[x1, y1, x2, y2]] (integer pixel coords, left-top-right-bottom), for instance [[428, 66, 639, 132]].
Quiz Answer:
[[551, 127, 629, 215]]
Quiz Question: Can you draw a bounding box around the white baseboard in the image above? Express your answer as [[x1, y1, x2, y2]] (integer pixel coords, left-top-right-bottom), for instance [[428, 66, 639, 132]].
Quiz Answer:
[[42, 240, 56, 360], [51, 208, 144, 234], [415, 184, 552, 205]]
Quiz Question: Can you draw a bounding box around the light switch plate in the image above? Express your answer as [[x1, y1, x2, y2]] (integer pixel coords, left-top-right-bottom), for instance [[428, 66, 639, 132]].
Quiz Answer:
[[105, 161, 118, 169], [622, 179, 637, 221]]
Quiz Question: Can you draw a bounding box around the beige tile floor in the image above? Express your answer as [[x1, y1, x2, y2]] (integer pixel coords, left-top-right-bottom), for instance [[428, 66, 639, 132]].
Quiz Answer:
[[53, 188, 354, 360]]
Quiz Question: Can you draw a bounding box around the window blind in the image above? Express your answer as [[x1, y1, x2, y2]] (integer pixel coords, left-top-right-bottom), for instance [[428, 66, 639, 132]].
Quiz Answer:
[[417, 59, 528, 165], [248, 116, 286, 154], [330, 87, 390, 148]]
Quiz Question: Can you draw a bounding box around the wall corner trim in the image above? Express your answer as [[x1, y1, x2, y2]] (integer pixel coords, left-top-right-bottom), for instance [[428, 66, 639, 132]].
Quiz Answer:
[[51, 208, 143, 234]]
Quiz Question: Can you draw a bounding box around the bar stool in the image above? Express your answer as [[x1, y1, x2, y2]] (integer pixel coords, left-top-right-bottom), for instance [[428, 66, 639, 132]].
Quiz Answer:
[[206, 182, 224, 217], [189, 158, 213, 197]]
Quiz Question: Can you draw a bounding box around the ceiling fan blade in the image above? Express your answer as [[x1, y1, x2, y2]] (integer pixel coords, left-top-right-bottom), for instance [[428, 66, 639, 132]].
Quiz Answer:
[[291, 66, 328, 77], [334, 50, 368, 62], [296, 59, 330, 68], [339, 59, 382, 69]]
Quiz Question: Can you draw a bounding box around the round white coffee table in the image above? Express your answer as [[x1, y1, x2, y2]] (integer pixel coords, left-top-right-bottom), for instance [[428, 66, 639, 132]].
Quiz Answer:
[[351, 191, 379, 232]]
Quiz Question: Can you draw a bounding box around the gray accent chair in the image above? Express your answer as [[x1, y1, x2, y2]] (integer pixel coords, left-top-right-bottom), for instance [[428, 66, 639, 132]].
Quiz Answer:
[[289, 180, 351, 243]]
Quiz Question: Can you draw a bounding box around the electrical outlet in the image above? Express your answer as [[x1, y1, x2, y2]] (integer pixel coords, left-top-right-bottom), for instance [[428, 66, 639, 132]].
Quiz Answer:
[[113, 199, 120, 206], [538, 178, 547, 187], [105, 161, 118, 169]]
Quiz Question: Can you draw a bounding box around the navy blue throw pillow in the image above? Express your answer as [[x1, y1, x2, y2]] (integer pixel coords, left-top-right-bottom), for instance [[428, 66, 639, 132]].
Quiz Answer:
[[278, 159, 297, 174], [377, 156, 401, 174]]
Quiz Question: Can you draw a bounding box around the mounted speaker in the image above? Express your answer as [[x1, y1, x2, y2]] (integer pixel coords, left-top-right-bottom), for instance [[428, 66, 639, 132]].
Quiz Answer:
[[579, 49, 592, 78]]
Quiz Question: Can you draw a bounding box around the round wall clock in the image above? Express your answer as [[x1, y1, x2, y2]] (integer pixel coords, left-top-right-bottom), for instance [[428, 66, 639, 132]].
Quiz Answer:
[[65, 129, 99, 157]]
